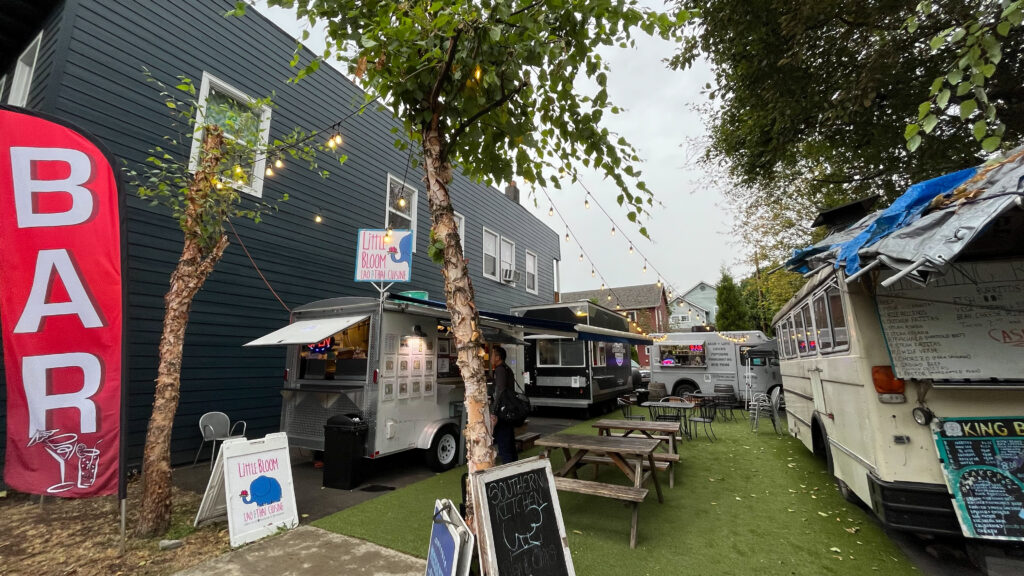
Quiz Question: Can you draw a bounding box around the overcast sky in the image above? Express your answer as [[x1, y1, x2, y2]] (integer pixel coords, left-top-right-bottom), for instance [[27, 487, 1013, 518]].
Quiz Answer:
[[256, 2, 739, 298]]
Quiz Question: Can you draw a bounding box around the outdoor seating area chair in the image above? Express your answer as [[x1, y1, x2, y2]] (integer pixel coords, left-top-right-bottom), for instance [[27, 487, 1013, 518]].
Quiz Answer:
[[713, 384, 741, 422], [194, 411, 247, 469], [749, 393, 779, 434], [650, 396, 688, 439], [688, 400, 718, 441], [618, 397, 645, 421]]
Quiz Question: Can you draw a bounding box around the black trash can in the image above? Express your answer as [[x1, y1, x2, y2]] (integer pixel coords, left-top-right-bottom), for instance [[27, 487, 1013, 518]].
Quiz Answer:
[[323, 412, 368, 490], [635, 389, 650, 405]]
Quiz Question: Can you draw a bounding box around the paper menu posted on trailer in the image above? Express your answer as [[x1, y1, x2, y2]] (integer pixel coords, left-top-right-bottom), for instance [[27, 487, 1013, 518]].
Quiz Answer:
[[933, 417, 1024, 541], [355, 228, 412, 282]]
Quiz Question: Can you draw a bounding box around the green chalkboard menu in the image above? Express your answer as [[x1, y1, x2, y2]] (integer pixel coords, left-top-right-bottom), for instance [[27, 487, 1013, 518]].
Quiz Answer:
[[933, 417, 1024, 541], [473, 457, 575, 576]]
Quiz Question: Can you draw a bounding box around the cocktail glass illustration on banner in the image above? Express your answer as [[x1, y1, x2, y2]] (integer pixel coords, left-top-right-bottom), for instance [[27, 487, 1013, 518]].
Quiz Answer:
[[76, 442, 102, 489], [39, 431, 80, 493]]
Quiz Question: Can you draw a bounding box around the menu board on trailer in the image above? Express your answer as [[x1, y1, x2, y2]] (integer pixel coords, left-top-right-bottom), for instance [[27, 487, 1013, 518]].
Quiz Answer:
[[933, 417, 1024, 541], [876, 260, 1024, 381]]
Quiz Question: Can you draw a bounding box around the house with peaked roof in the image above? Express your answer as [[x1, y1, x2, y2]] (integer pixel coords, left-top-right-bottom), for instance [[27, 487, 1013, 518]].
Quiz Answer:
[[559, 282, 667, 367], [668, 281, 718, 331], [0, 0, 561, 473]]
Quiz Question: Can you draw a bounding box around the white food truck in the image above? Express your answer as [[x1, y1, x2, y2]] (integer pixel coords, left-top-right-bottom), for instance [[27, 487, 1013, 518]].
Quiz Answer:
[[648, 330, 781, 400], [245, 293, 528, 472], [774, 154, 1024, 548]]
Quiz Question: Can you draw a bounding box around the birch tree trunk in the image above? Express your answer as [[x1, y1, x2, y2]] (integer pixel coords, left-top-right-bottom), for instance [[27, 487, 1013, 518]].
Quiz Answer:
[[136, 129, 229, 536], [421, 122, 496, 535]]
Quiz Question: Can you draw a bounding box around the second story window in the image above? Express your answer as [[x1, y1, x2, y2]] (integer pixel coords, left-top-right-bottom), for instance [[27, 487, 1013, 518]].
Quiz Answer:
[[189, 72, 272, 197], [482, 227, 499, 280], [386, 175, 417, 249], [453, 212, 465, 251], [525, 251, 538, 294], [500, 238, 515, 279]]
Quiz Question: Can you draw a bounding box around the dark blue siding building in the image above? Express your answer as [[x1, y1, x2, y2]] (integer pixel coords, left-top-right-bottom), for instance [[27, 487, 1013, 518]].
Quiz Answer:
[[0, 0, 560, 472]]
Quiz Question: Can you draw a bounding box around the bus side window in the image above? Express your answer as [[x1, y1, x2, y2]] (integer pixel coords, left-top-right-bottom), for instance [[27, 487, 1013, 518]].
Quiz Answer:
[[794, 307, 808, 354], [800, 305, 815, 353], [827, 285, 849, 349], [812, 293, 833, 352]]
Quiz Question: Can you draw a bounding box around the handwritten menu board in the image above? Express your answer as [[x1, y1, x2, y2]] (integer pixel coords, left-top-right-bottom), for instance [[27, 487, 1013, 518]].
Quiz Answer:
[[933, 417, 1024, 541], [876, 260, 1024, 381], [473, 457, 575, 576]]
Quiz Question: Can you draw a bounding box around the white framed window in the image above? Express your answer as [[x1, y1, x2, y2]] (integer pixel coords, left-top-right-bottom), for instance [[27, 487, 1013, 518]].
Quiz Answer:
[[188, 72, 272, 198], [385, 174, 418, 249], [499, 237, 515, 283], [627, 311, 637, 323], [525, 250, 538, 294], [8, 32, 42, 107], [482, 227, 499, 280], [553, 259, 560, 293], [453, 212, 465, 251], [537, 339, 586, 367]]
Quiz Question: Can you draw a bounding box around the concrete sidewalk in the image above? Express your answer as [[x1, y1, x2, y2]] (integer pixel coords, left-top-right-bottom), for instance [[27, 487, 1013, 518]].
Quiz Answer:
[[173, 525, 425, 576]]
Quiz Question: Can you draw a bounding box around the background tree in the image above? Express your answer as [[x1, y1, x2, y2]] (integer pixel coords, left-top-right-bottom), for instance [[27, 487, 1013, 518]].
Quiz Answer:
[[125, 75, 328, 536], [673, 0, 1024, 262], [257, 0, 688, 535], [739, 266, 805, 335], [714, 269, 750, 331]]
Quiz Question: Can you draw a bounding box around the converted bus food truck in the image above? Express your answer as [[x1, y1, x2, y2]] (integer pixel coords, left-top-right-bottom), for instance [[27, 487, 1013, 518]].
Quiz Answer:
[[648, 330, 781, 401], [774, 155, 1024, 545], [510, 301, 653, 412], [245, 293, 527, 472]]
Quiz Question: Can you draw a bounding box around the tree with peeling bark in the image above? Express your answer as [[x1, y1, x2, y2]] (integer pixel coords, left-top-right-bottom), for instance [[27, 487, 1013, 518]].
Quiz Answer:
[[251, 0, 688, 536], [125, 75, 329, 536]]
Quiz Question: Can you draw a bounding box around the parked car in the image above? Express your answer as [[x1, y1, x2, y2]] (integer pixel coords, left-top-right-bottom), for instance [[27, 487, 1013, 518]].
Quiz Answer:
[[630, 360, 651, 389]]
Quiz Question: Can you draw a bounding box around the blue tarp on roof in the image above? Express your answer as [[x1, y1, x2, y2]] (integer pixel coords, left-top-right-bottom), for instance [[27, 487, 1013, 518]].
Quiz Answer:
[[786, 166, 978, 274]]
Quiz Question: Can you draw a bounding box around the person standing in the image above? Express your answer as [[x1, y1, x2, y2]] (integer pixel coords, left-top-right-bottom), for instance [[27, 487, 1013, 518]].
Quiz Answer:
[[490, 347, 518, 464]]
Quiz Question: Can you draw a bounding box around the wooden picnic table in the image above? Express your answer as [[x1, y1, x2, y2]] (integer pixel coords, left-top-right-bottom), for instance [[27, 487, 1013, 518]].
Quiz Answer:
[[536, 433, 664, 548], [592, 419, 681, 488]]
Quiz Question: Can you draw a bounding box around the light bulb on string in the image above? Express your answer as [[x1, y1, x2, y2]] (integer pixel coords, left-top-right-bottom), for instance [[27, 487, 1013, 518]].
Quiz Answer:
[[384, 227, 393, 243], [610, 226, 616, 236], [591, 269, 595, 278], [642, 261, 647, 273], [327, 134, 338, 149], [578, 253, 584, 262], [584, 195, 590, 209], [607, 295, 612, 302], [274, 157, 284, 169], [600, 283, 605, 290], [565, 231, 570, 242], [657, 278, 662, 287], [314, 211, 323, 224], [628, 244, 634, 254], [265, 166, 274, 177], [398, 194, 407, 209], [548, 206, 554, 217]]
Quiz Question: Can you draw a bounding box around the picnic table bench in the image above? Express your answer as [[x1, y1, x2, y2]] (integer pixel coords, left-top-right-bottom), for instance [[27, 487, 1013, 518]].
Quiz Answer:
[[536, 433, 663, 548], [515, 431, 541, 452], [591, 419, 682, 488]]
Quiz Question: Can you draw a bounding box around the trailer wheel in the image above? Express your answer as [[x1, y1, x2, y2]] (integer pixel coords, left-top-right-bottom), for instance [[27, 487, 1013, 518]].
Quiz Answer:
[[671, 380, 699, 396], [426, 425, 459, 472]]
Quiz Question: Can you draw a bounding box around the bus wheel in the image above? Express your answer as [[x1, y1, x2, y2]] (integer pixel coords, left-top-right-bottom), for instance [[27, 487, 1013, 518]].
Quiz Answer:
[[426, 425, 459, 472], [672, 381, 698, 396], [825, 438, 862, 505]]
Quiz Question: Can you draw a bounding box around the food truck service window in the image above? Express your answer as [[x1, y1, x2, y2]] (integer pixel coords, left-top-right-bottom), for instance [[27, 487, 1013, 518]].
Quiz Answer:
[[659, 343, 706, 366], [298, 318, 370, 380], [537, 339, 586, 367]]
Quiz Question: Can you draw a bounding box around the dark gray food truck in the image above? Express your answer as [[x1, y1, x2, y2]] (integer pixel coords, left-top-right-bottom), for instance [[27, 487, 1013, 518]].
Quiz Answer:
[[510, 301, 652, 412]]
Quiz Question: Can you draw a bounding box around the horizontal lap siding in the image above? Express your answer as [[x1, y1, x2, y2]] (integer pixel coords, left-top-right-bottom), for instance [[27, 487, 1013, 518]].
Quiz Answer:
[[0, 0, 559, 472]]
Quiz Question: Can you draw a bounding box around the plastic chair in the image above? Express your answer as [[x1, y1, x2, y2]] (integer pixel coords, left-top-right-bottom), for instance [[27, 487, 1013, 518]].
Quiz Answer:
[[193, 411, 247, 469], [688, 400, 718, 441], [618, 397, 645, 421]]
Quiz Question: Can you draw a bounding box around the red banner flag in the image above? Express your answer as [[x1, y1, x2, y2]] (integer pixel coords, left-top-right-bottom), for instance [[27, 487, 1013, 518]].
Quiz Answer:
[[0, 106, 123, 497]]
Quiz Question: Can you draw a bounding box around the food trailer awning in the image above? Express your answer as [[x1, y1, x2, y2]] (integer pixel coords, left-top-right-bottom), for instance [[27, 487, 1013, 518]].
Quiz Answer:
[[574, 324, 653, 346], [244, 315, 369, 346]]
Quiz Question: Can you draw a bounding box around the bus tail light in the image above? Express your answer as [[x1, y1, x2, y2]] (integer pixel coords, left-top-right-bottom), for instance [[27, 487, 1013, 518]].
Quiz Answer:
[[872, 365, 905, 395]]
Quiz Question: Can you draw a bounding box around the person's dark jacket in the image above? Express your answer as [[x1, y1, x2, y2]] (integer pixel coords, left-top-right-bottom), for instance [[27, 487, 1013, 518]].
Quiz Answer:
[[490, 362, 512, 415]]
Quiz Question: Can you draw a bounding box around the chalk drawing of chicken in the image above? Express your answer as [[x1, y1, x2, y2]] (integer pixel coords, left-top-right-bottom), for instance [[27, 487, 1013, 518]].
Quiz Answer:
[[387, 233, 413, 267], [503, 502, 548, 557]]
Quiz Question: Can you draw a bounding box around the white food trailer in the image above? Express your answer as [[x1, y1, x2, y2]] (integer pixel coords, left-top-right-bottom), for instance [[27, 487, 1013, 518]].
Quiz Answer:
[[648, 330, 780, 400], [245, 293, 528, 471]]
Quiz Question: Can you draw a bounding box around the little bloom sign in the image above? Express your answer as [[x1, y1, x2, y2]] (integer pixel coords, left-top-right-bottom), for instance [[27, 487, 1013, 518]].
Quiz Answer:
[[355, 228, 412, 282]]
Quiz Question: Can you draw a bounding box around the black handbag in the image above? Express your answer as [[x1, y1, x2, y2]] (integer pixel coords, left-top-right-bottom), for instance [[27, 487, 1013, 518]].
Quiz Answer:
[[496, 366, 531, 427]]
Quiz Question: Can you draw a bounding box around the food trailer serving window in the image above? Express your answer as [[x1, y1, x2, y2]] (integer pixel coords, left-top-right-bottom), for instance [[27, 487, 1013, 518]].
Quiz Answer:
[[658, 343, 706, 366], [297, 318, 370, 380], [537, 339, 586, 367]]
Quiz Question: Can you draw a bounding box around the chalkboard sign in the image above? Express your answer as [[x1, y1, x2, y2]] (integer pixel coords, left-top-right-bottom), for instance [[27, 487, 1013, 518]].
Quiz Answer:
[[472, 457, 575, 576], [877, 259, 1024, 381], [933, 417, 1024, 541]]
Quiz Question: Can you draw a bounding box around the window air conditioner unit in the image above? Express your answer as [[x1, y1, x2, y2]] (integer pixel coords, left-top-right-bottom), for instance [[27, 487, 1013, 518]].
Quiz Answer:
[[501, 268, 520, 283]]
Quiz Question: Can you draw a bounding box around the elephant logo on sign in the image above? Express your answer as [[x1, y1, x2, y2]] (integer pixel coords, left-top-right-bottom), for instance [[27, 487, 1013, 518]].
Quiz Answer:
[[240, 475, 282, 506], [387, 233, 413, 266]]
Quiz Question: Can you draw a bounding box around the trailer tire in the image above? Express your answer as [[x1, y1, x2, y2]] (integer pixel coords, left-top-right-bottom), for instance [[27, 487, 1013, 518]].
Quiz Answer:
[[671, 380, 699, 397], [426, 425, 459, 472]]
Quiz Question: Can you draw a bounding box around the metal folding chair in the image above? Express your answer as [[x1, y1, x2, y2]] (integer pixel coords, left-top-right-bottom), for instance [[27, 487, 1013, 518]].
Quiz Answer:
[[194, 411, 247, 469]]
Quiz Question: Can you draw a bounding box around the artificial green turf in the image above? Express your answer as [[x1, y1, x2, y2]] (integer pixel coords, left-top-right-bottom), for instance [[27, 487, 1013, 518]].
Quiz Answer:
[[314, 413, 919, 575]]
